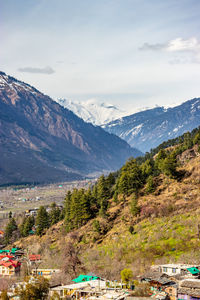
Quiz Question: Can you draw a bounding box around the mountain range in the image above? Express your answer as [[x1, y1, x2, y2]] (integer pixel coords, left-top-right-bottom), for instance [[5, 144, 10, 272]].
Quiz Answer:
[[0, 72, 142, 185], [56, 98, 128, 126], [103, 99, 200, 152]]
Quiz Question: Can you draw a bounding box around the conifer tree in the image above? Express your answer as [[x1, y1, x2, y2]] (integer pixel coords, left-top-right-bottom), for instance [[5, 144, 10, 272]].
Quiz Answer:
[[146, 175, 155, 194], [23, 216, 35, 237], [49, 202, 61, 226], [97, 175, 109, 217], [130, 194, 140, 217], [79, 191, 91, 225], [64, 191, 72, 231], [4, 217, 18, 244], [36, 206, 49, 236]]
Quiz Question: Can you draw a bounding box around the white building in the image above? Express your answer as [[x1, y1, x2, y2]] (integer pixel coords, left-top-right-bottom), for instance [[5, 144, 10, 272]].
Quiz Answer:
[[157, 264, 200, 276]]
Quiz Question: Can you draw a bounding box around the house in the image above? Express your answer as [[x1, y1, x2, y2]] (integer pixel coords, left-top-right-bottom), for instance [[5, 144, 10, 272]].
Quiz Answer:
[[25, 208, 39, 217], [49, 280, 119, 299], [0, 259, 21, 276], [72, 274, 101, 283], [31, 268, 60, 279], [141, 271, 177, 300], [178, 279, 200, 300], [0, 254, 14, 261], [157, 264, 200, 277], [29, 254, 41, 265]]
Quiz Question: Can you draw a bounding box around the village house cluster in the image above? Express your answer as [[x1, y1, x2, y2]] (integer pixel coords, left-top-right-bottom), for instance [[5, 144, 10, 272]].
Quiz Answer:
[[1, 248, 200, 300]]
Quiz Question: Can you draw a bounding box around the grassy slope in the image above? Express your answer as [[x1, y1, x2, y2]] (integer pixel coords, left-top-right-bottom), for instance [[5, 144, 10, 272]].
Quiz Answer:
[[14, 152, 200, 279]]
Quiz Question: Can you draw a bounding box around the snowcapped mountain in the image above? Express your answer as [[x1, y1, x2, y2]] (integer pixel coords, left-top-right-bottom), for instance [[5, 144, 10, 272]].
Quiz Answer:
[[103, 98, 200, 153], [0, 71, 142, 185], [56, 98, 128, 126]]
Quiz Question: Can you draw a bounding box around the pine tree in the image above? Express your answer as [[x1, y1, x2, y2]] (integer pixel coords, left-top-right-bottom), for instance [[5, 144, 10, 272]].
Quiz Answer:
[[146, 175, 155, 194], [160, 152, 178, 178], [97, 175, 109, 217], [64, 191, 72, 231], [36, 206, 49, 236], [79, 191, 91, 225], [23, 216, 35, 237], [4, 218, 18, 244], [130, 194, 140, 217], [49, 203, 61, 226]]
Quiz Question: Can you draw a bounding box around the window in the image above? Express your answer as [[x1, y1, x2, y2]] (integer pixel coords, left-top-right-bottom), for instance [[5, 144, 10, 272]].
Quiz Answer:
[[163, 267, 167, 272], [172, 268, 176, 273]]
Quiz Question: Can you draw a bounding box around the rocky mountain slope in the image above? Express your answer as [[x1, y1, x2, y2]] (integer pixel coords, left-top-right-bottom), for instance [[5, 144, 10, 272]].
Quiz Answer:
[[56, 98, 128, 126], [0, 72, 142, 185], [103, 99, 200, 152]]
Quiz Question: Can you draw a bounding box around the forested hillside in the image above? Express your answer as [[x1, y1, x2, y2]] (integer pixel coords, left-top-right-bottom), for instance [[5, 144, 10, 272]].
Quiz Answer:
[[5, 126, 200, 279]]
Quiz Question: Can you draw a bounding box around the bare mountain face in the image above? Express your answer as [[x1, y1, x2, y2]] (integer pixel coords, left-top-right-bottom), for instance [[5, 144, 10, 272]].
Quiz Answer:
[[0, 72, 142, 185], [103, 99, 200, 152]]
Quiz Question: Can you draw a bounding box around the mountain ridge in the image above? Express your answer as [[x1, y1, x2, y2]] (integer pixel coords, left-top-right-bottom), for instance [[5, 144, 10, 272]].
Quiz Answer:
[[0, 71, 142, 185], [103, 98, 200, 152]]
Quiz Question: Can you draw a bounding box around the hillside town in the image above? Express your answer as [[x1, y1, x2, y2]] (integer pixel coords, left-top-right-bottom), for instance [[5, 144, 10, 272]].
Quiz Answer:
[[0, 245, 200, 300]]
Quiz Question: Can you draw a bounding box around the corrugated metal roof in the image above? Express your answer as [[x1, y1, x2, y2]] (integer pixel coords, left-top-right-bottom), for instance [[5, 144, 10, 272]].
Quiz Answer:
[[187, 267, 200, 275]]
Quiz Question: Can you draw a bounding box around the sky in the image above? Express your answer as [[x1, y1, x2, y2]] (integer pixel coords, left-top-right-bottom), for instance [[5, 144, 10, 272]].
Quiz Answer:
[[1, 0, 200, 111]]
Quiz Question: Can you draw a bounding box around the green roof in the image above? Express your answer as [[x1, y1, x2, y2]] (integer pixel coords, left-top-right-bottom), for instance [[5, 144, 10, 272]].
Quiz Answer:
[[187, 267, 200, 275], [0, 250, 9, 253], [72, 275, 99, 283]]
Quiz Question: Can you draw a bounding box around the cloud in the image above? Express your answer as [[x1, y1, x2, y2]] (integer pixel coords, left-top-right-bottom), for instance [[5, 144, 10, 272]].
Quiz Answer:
[[18, 66, 55, 74], [139, 42, 165, 51], [140, 37, 200, 53], [140, 37, 200, 64], [166, 37, 200, 52]]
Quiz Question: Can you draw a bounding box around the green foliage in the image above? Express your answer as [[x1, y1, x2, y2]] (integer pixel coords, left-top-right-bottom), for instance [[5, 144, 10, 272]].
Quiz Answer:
[[93, 220, 101, 233], [65, 188, 92, 231], [118, 158, 142, 197], [4, 217, 18, 244], [19, 277, 49, 300], [49, 202, 61, 226], [20, 216, 35, 237], [146, 175, 155, 194], [36, 206, 49, 236], [160, 153, 178, 178], [121, 268, 133, 283], [130, 194, 140, 217], [193, 132, 200, 146], [97, 175, 110, 217], [113, 191, 118, 203], [141, 159, 154, 179]]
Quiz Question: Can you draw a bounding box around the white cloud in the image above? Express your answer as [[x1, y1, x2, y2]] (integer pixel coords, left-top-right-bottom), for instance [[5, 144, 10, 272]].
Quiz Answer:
[[166, 37, 200, 52], [18, 66, 55, 74], [140, 37, 200, 64]]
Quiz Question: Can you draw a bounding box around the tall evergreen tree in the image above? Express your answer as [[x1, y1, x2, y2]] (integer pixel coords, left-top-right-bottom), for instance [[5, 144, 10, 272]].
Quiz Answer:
[[97, 175, 109, 217], [49, 202, 61, 226], [4, 218, 18, 244], [36, 206, 49, 236], [23, 216, 35, 237]]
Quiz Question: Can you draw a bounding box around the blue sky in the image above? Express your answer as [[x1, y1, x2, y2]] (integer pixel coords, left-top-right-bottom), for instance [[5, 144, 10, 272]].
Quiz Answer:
[[1, 0, 200, 111]]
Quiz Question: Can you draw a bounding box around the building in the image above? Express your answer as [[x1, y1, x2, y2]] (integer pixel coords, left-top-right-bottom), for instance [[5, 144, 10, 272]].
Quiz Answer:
[[178, 279, 200, 300], [29, 254, 41, 265], [0, 259, 21, 276], [31, 268, 60, 279], [141, 271, 177, 300], [49, 280, 129, 299], [157, 265, 200, 277]]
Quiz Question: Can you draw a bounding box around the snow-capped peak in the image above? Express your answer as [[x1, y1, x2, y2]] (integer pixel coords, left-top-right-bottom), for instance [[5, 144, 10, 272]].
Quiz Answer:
[[56, 98, 128, 126]]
